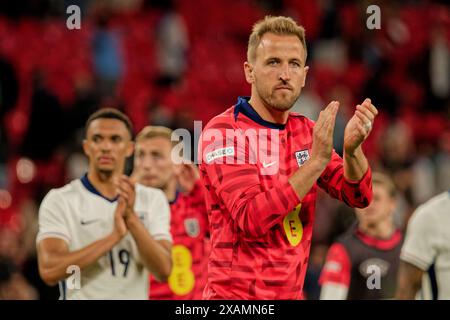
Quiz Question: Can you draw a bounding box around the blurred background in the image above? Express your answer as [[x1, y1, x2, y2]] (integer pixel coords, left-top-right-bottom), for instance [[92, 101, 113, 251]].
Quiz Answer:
[[0, 0, 448, 299]]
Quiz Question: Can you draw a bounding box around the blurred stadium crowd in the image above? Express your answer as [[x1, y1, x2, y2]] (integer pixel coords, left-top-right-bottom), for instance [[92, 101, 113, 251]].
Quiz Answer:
[[0, 0, 448, 299]]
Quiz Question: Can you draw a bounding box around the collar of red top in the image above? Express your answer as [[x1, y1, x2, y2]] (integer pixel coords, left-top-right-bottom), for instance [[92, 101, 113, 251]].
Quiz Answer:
[[355, 227, 402, 250], [234, 96, 286, 130], [169, 190, 180, 205]]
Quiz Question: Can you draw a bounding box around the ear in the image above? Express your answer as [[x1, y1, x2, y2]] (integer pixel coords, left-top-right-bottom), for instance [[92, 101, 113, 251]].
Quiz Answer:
[[244, 61, 255, 84], [82, 139, 90, 157], [301, 66, 309, 88]]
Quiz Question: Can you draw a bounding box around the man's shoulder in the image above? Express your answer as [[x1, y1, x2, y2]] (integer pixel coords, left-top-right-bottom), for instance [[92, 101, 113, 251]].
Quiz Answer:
[[335, 229, 356, 247], [135, 183, 167, 204], [41, 179, 82, 204], [289, 112, 315, 128], [414, 191, 450, 220], [424, 191, 450, 211], [203, 106, 236, 131]]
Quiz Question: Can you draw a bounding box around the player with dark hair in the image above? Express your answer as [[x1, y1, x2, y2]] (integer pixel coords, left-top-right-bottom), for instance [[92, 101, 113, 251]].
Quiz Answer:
[[36, 108, 172, 299]]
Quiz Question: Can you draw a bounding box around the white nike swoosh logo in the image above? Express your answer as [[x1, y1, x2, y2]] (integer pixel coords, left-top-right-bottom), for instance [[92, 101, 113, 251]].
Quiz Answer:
[[262, 161, 277, 168]]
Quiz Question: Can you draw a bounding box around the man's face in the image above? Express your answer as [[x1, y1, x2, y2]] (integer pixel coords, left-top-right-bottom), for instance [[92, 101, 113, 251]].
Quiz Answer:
[[356, 184, 395, 227], [83, 118, 133, 175], [133, 137, 174, 189], [245, 32, 308, 111]]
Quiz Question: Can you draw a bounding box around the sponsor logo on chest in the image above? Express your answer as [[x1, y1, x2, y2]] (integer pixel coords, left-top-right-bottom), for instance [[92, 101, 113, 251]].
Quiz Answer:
[[184, 218, 200, 238]]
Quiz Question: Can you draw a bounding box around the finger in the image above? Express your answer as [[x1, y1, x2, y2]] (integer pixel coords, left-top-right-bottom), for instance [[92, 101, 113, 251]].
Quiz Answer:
[[361, 98, 378, 116], [362, 98, 371, 107], [355, 109, 371, 125], [318, 101, 336, 124], [120, 175, 135, 189], [179, 169, 189, 181], [117, 189, 128, 200], [117, 182, 131, 194], [117, 186, 132, 205], [324, 101, 338, 118], [314, 111, 326, 132], [118, 192, 130, 206], [184, 163, 197, 174], [369, 103, 378, 116], [324, 101, 339, 136], [327, 108, 338, 142], [116, 197, 127, 214], [118, 177, 135, 193], [356, 122, 369, 137], [182, 159, 194, 166], [316, 101, 337, 132], [183, 163, 198, 175], [128, 175, 137, 185], [356, 104, 375, 122], [180, 164, 190, 176]]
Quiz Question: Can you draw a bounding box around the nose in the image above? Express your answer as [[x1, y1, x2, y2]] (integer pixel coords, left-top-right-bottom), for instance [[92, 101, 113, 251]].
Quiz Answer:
[[279, 63, 290, 82], [100, 140, 112, 153], [142, 156, 154, 171]]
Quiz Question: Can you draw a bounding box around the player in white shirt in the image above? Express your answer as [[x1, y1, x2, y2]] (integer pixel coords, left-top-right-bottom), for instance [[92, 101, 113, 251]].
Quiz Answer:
[[397, 190, 450, 300], [36, 108, 172, 299]]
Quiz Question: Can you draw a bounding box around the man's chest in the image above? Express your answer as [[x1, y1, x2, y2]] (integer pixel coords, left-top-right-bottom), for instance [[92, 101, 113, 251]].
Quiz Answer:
[[170, 199, 207, 243], [65, 198, 145, 249], [254, 131, 313, 186]]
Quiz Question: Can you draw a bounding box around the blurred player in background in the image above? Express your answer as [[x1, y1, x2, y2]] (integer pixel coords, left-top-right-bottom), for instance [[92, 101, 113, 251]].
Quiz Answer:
[[198, 16, 378, 299], [36, 109, 172, 299], [396, 190, 450, 300], [0, 257, 37, 300], [132, 126, 209, 300], [319, 173, 402, 299]]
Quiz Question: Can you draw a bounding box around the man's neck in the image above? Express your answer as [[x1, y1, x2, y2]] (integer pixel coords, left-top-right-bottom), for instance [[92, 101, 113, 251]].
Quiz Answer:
[[359, 219, 395, 240], [87, 170, 118, 199], [163, 178, 178, 203], [248, 95, 289, 125]]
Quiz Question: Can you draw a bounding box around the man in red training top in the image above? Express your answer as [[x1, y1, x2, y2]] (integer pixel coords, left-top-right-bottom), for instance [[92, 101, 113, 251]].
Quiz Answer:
[[198, 15, 378, 299], [132, 126, 209, 299]]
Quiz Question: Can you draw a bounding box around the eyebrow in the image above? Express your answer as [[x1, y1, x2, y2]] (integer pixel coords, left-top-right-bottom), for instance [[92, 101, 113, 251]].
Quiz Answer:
[[265, 56, 303, 65], [91, 133, 124, 140], [290, 58, 303, 64]]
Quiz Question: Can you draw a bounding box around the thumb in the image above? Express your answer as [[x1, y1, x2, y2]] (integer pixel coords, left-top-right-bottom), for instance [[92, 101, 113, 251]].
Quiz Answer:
[[116, 197, 126, 212]]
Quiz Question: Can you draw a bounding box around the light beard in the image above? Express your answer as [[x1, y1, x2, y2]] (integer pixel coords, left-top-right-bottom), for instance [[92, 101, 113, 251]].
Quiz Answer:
[[260, 89, 299, 112], [269, 100, 294, 111]]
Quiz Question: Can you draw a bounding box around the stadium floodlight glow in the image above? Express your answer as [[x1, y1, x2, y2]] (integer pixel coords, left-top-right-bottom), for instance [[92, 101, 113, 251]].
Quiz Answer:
[[16, 157, 36, 184], [0, 189, 12, 209]]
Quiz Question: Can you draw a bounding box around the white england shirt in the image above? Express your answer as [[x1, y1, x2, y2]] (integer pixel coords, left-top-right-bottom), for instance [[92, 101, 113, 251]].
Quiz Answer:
[[401, 191, 450, 300], [36, 174, 172, 300]]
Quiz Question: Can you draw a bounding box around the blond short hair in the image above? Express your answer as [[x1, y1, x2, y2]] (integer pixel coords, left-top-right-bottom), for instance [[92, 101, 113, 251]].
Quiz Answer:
[[372, 172, 397, 198], [135, 126, 176, 146], [247, 15, 307, 63]]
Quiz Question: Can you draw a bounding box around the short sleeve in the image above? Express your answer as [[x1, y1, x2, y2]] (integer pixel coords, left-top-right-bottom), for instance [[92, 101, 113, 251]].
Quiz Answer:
[[147, 189, 172, 243], [319, 243, 351, 287], [400, 205, 438, 271], [36, 190, 71, 245]]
